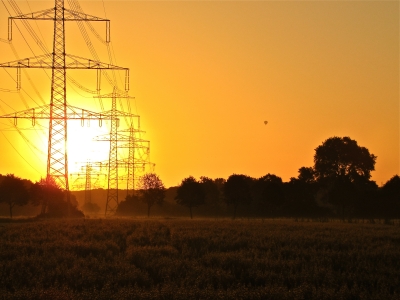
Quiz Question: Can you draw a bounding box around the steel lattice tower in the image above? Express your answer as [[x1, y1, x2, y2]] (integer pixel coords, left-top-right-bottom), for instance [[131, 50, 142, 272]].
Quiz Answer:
[[94, 89, 139, 216], [106, 88, 119, 215], [70, 161, 105, 204], [0, 0, 129, 196], [119, 126, 152, 196], [126, 126, 136, 194], [48, 0, 69, 190], [84, 163, 93, 204]]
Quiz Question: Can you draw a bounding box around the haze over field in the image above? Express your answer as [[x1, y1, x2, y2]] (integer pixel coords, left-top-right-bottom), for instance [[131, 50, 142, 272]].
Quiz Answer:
[[0, 0, 398, 187]]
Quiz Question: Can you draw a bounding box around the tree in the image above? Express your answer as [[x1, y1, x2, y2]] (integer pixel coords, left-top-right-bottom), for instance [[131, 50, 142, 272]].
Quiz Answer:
[[31, 176, 64, 215], [254, 174, 285, 216], [223, 174, 252, 219], [297, 167, 316, 184], [314, 136, 377, 183], [0, 174, 30, 219], [285, 177, 323, 217], [381, 175, 400, 199], [313, 136, 377, 216], [116, 194, 139, 216], [281, 167, 323, 217], [328, 175, 357, 218], [137, 173, 166, 217], [31, 176, 83, 218], [200, 176, 223, 217], [175, 176, 205, 219], [351, 177, 378, 218], [379, 175, 400, 218]]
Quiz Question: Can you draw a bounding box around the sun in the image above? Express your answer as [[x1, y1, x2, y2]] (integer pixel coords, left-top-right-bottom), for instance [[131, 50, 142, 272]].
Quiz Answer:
[[67, 121, 111, 174]]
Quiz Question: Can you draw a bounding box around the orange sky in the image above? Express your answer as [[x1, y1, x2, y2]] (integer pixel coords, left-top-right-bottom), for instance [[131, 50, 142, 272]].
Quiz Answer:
[[0, 0, 398, 188]]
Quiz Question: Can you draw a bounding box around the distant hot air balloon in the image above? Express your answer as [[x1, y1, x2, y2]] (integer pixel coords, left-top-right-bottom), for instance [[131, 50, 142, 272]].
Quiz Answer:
[[264, 121, 268, 125]]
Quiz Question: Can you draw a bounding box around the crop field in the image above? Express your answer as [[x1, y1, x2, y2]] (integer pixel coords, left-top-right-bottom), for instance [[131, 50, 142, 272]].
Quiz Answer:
[[0, 218, 399, 299]]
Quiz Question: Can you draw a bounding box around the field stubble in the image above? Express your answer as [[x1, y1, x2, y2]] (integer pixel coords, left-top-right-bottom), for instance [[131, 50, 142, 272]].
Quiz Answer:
[[0, 218, 399, 299]]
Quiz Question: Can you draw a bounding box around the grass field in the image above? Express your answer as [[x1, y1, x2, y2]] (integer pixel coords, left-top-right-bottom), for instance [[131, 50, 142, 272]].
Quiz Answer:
[[0, 218, 399, 299]]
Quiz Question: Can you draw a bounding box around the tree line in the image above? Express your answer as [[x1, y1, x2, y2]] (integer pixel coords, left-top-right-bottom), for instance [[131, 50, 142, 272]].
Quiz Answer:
[[119, 136, 400, 219], [1, 136, 399, 219], [0, 175, 83, 218]]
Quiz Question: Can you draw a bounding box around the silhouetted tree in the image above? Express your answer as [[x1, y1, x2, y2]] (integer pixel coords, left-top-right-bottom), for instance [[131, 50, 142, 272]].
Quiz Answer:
[[224, 174, 252, 219], [137, 173, 166, 217], [329, 175, 357, 218], [31, 176, 83, 218], [352, 177, 378, 218], [175, 176, 205, 219], [379, 175, 400, 218], [200, 176, 223, 217], [0, 174, 30, 218], [31, 176, 63, 215], [381, 175, 400, 199], [116, 194, 140, 216], [314, 136, 376, 183], [284, 177, 324, 217], [313, 137, 377, 216], [298, 167, 316, 184], [253, 174, 285, 217]]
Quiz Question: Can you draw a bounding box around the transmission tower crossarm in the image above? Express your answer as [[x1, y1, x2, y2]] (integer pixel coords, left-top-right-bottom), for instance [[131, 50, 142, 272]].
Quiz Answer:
[[11, 10, 109, 22], [0, 54, 127, 70], [94, 132, 141, 142], [8, 7, 109, 21], [98, 110, 140, 119], [120, 159, 153, 166], [66, 104, 113, 120], [118, 128, 146, 134], [85, 158, 153, 168], [94, 93, 135, 99], [0, 54, 51, 68], [0, 104, 118, 125], [8, 7, 111, 41], [65, 54, 127, 70], [63, 9, 110, 22], [107, 132, 149, 142], [8, 8, 55, 21], [119, 141, 150, 148]]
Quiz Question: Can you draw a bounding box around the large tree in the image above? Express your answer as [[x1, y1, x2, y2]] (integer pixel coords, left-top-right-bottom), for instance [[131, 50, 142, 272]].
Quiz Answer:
[[312, 136, 377, 217], [31, 176, 83, 218], [175, 176, 205, 219], [223, 174, 252, 219], [314, 136, 376, 183], [137, 173, 166, 217], [0, 174, 30, 219], [31, 176, 64, 215]]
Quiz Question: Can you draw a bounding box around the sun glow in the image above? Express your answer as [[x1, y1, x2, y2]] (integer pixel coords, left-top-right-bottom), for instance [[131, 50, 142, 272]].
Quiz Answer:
[[67, 121, 110, 173]]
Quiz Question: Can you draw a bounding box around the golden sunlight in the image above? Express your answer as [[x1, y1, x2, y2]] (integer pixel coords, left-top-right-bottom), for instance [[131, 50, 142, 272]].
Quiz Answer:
[[67, 121, 111, 174]]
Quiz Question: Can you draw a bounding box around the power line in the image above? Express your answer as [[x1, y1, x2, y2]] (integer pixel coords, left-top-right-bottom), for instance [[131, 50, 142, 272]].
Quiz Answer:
[[0, 130, 43, 175]]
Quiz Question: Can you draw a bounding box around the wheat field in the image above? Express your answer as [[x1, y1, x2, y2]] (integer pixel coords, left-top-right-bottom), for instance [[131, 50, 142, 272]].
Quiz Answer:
[[0, 218, 399, 299]]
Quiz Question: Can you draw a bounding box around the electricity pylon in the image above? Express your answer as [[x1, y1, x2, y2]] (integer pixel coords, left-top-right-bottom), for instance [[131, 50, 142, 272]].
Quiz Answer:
[[0, 0, 129, 194], [118, 126, 153, 196], [94, 88, 139, 216], [71, 161, 105, 205]]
